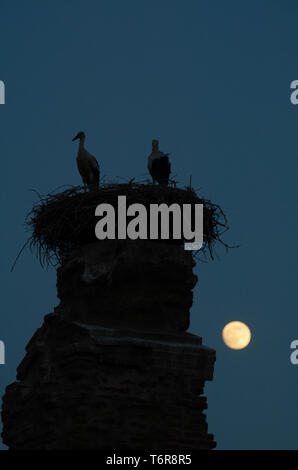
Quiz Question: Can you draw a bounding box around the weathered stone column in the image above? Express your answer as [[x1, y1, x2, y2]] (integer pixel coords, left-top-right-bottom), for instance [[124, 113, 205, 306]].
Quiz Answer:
[[2, 239, 216, 450]]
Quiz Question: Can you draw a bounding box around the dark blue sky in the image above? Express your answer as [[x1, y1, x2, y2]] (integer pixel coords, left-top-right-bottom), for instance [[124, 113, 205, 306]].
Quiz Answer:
[[1, 0, 298, 449]]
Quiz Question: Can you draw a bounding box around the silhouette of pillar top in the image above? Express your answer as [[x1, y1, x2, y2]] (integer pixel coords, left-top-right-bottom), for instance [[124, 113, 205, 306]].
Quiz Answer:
[[2, 185, 218, 450], [56, 239, 197, 332]]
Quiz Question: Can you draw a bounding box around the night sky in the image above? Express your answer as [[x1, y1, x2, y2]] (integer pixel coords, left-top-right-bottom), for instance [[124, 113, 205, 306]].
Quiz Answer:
[[1, 0, 298, 450]]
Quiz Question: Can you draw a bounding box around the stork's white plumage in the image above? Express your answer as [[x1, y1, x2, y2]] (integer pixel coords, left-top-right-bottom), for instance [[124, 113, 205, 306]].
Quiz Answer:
[[148, 139, 171, 186], [72, 131, 100, 191]]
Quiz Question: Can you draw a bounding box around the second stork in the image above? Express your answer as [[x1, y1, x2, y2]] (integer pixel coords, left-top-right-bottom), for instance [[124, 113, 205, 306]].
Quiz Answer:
[[148, 139, 171, 186]]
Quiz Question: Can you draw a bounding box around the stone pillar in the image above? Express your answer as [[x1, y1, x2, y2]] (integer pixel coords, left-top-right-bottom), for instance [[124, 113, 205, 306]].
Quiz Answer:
[[2, 240, 216, 450]]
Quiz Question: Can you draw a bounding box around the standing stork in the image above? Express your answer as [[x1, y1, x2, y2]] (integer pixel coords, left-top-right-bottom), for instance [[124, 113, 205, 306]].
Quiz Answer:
[[72, 131, 100, 191], [147, 139, 171, 186]]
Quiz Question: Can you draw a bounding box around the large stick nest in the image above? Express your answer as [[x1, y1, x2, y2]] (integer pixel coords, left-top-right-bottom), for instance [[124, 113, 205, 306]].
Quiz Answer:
[[21, 182, 235, 268]]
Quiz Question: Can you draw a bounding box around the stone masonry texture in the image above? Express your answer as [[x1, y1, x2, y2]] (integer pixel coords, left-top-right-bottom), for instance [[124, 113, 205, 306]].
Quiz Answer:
[[2, 240, 216, 450]]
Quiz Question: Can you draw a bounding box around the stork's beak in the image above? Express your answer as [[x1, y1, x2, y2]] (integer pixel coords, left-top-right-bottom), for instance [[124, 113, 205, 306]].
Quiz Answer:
[[72, 134, 79, 141]]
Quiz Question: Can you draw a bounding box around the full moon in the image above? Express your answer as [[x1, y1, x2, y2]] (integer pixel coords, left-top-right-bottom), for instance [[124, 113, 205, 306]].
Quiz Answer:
[[222, 321, 251, 350]]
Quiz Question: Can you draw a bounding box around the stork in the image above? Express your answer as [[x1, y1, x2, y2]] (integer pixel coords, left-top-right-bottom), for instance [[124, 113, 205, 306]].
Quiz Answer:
[[147, 139, 171, 186], [72, 131, 100, 191]]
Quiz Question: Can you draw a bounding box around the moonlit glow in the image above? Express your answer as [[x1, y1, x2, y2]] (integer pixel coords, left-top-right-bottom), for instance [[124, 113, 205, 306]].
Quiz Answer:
[[222, 321, 251, 350]]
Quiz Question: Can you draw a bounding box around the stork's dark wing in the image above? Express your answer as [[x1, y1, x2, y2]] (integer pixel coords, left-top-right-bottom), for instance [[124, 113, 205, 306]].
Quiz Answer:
[[89, 156, 100, 188], [151, 156, 171, 186], [77, 158, 91, 185]]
